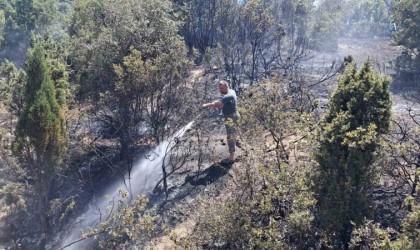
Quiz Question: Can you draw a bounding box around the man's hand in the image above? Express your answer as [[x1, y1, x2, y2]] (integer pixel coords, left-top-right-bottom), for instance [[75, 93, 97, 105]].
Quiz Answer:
[[202, 101, 222, 109]]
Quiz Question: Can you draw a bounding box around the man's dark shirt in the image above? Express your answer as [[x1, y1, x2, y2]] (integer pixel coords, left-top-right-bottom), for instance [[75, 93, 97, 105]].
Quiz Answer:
[[220, 89, 237, 117]]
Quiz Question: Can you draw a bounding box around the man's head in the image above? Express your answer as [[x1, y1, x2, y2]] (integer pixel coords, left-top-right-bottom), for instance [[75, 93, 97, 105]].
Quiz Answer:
[[218, 80, 229, 94]]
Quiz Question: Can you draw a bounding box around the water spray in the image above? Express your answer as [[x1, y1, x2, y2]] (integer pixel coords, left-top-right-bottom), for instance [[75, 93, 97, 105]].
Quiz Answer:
[[57, 118, 201, 250]]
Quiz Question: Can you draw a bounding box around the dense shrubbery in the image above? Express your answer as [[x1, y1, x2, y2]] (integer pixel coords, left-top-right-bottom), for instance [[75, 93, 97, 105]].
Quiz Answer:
[[0, 0, 419, 249], [170, 79, 317, 249]]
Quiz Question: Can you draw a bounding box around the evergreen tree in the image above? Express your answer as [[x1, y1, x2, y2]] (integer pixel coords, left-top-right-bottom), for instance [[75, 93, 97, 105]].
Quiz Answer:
[[13, 39, 67, 249], [314, 59, 391, 247]]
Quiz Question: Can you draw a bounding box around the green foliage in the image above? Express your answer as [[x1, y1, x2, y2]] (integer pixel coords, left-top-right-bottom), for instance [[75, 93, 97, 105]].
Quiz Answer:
[[172, 197, 254, 249], [309, 0, 391, 48], [177, 0, 220, 54], [15, 38, 67, 168], [0, 9, 5, 45], [212, 0, 247, 88], [0, 179, 28, 247], [48, 198, 76, 222], [0, 111, 32, 248], [239, 80, 316, 248], [0, 36, 68, 125], [350, 203, 420, 250], [173, 80, 316, 249], [82, 193, 157, 249], [393, 0, 420, 52], [70, 0, 184, 98], [0, 0, 65, 63], [244, 0, 279, 83], [26, 80, 65, 162], [324, 60, 391, 135], [12, 39, 67, 247], [344, 0, 391, 37], [314, 59, 392, 247], [309, 0, 343, 50], [393, 0, 420, 85], [0, 60, 26, 115], [4, 0, 58, 31], [268, 0, 312, 40], [391, 204, 420, 250], [43, 37, 70, 107], [349, 220, 393, 249], [113, 46, 189, 142], [179, 0, 289, 86], [14, 0, 37, 31], [17, 42, 65, 161], [23, 39, 47, 103], [244, 0, 274, 41], [108, 45, 190, 188], [239, 80, 300, 144], [70, 0, 190, 174]]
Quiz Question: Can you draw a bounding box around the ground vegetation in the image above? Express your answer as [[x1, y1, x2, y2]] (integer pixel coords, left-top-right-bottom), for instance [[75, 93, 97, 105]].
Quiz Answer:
[[0, 0, 419, 249]]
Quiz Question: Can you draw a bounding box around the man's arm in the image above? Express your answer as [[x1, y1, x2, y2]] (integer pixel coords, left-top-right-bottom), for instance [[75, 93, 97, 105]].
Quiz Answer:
[[202, 101, 223, 108]]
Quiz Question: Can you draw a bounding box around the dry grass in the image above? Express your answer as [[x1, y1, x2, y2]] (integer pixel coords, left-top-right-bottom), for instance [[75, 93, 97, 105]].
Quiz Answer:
[[144, 219, 197, 250]]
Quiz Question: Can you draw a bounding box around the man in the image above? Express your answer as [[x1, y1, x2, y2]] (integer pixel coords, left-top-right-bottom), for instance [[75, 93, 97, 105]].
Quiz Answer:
[[202, 80, 240, 162]]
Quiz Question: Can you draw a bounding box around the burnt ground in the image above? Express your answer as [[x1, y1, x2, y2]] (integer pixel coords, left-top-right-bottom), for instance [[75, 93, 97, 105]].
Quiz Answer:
[[47, 68, 240, 249], [2, 37, 419, 249], [143, 37, 420, 248], [308, 37, 419, 119], [336, 37, 419, 115], [143, 119, 244, 249]]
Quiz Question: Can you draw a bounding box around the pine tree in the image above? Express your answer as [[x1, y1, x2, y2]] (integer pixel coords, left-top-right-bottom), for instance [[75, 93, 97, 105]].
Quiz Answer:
[[314, 59, 391, 247], [13, 39, 67, 249]]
